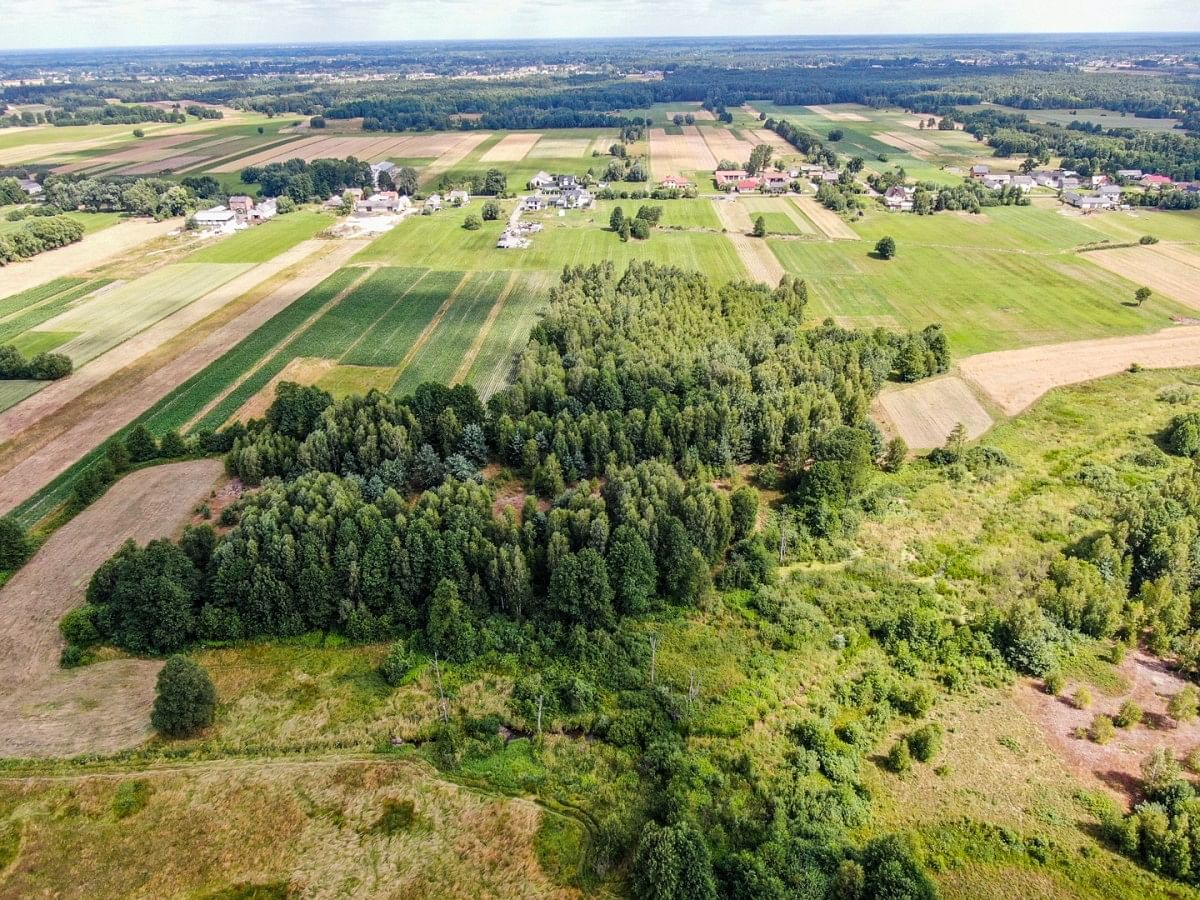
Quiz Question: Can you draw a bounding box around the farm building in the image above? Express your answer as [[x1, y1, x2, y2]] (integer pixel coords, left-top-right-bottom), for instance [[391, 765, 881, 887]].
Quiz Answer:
[[819, 170, 839, 183], [970, 164, 989, 179], [370, 160, 396, 187], [1063, 191, 1112, 211], [193, 205, 237, 234], [424, 193, 443, 212], [1117, 168, 1143, 179], [1009, 175, 1035, 191], [982, 174, 1010, 189], [355, 191, 409, 214], [528, 171, 555, 189], [228, 195, 254, 216], [557, 188, 593, 209], [660, 175, 692, 189], [18, 178, 42, 196], [761, 171, 790, 193], [1141, 174, 1173, 188], [448, 190, 471, 206], [520, 195, 546, 211]]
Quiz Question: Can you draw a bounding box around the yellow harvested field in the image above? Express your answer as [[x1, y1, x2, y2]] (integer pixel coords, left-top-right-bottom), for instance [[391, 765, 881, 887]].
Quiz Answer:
[[0, 217, 180, 301], [960, 326, 1200, 415], [650, 128, 705, 180], [480, 132, 543, 162], [700, 126, 755, 165], [875, 377, 994, 449], [725, 232, 783, 285], [421, 131, 495, 181], [871, 131, 940, 159], [712, 197, 751, 233], [1083, 244, 1200, 310], [667, 108, 716, 121], [748, 128, 794, 153], [806, 105, 870, 122], [526, 137, 592, 158], [791, 196, 860, 240], [587, 133, 619, 155]]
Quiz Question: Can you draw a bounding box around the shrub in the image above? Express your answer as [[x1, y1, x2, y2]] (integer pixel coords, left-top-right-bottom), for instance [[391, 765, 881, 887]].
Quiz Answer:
[[373, 799, 417, 834], [379, 639, 412, 687], [1141, 747, 1183, 798], [462, 214, 482, 231], [886, 738, 913, 773], [1043, 671, 1065, 696], [1115, 700, 1143, 728], [1168, 686, 1199, 723], [1186, 747, 1200, 775], [59, 604, 101, 647], [1140, 234, 1159, 244], [1090, 714, 1115, 745], [1109, 642, 1127, 664], [59, 644, 89, 668], [906, 723, 943, 762], [150, 655, 217, 737], [632, 821, 717, 900], [1073, 687, 1093, 710], [112, 779, 152, 819], [861, 834, 936, 900], [0, 514, 32, 569], [874, 235, 896, 260]]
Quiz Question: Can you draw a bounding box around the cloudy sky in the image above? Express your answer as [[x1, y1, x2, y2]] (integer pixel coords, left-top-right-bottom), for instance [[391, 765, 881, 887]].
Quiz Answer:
[[2, 0, 1197, 50]]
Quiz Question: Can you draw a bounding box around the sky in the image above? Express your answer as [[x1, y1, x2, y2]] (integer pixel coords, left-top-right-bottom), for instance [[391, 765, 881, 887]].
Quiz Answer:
[[2, 0, 1198, 51]]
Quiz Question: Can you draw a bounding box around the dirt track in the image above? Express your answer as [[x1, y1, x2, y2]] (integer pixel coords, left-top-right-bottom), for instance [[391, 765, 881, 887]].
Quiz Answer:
[[960, 325, 1200, 415], [0, 460, 224, 758], [0, 238, 368, 516], [0, 219, 180, 301]]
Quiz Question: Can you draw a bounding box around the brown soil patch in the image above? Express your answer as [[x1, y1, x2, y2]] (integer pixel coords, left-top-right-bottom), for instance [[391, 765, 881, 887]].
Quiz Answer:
[[959, 326, 1200, 416], [0, 240, 368, 516], [229, 357, 336, 425], [1016, 650, 1200, 807], [0, 218, 180, 301], [480, 132, 542, 162], [805, 105, 869, 122], [792, 197, 860, 240], [0, 459, 224, 758], [1084, 243, 1200, 310], [700, 126, 754, 167], [874, 376, 994, 449]]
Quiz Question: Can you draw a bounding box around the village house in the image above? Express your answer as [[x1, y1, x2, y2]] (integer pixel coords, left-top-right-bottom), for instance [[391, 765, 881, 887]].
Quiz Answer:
[[761, 171, 790, 193], [248, 197, 278, 223], [448, 189, 471, 207], [193, 205, 238, 234], [819, 169, 839, 184], [557, 187, 593, 209], [1098, 184, 1124, 199], [18, 178, 42, 197], [228, 195, 254, 217], [883, 185, 915, 211], [799, 163, 824, 177], [970, 164, 989, 179], [370, 160, 396, 188], [981, 173, 1011, 189], [1063, 191, 1112, 211], [520, 195, 546, 211], [1141, 174, 1173, 188], [735, 177, 761, 193], [714, 169, 748, 188], [424, 193, 443, 212], [355, 191, 410, 214], [528, 171, 555, 190], [1117, 168, 1143, 180], [660, 175, 692, 190], [1009, 175, 1035, 191]]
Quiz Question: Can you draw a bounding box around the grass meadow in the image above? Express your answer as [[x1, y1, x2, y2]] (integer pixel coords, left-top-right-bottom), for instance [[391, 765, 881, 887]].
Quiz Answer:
[[184, 210, 333, 263]]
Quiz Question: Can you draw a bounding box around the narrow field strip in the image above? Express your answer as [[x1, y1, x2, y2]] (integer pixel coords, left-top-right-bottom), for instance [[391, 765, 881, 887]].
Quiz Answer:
[[452, 271, 519, 384], [724, 233, 785, 285], [874, 376, 994, 448], [465, 272, 551, 399], [391, 271, 509, 395], [340, 268, 458, 368], [0, 277, 87, 322], [0, 280, 112, 347], [420, 132, 495, 184], [791, 197, 860, 240], [480, 133, 542, 162]]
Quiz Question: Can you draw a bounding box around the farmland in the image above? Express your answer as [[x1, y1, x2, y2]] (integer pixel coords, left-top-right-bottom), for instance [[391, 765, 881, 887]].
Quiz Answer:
[[183, 210, 333, 263]]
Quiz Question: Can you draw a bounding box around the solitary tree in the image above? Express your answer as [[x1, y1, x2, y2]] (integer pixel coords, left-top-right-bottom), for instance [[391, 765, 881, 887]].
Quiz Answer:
[[752, 215, 767, 238], [1135, 286, 1152, 306], [481, 200, 501, 221], [0, 514, 31, 570], [875, 235, 897, 259], [150, 655, 217, 737], [462, 214, 482, 231], [609, 205, 625, 232]]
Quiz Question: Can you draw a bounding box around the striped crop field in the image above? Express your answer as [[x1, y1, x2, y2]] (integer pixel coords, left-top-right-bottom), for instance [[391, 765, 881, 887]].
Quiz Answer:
[[342, 269, 463, 367], [465, 271, 551, 399]]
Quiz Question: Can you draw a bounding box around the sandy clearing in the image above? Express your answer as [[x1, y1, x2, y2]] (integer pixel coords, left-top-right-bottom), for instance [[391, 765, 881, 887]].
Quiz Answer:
[[421, 132, 494, 182], [0, 218, 180, 301], [229, 357, 336, 425], [480, 132, 542, 162], [792, 196, 860, 240], [0, 239, 368, 516], [874, 376, 994, 449], [1083, 244, 1200, 310], [0, 459, 224, 758], [960, 326, 1200, 416], [805, 105, 870, 122], [1015, 650, 1200, 807], [724, 232, 783, 285]]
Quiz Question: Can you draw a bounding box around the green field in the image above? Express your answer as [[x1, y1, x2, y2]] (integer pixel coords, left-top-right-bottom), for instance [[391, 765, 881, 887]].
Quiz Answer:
[[0, 279, 112, 349], [184, 210, 332, 263], [342, 268, 461, 368], [0, 210, 121, 237], [771, 209, 1190, 355], [594, 198, 721, 231], [466, 271, 551, 398], [0, 277, 86, 320], [10, 329, 78, 355]]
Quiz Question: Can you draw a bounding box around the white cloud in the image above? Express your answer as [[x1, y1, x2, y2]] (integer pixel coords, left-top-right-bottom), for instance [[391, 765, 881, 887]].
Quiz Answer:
[[2, 0, 1198, 49]]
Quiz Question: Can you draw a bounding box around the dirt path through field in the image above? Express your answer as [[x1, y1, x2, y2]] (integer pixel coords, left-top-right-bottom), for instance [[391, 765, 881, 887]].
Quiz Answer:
[[452, 271, 519, 384], [960, 325, 1200, 415], [0, 460, 224, 758], [0, 239, 369, 516], [0, 218, 180, 301]]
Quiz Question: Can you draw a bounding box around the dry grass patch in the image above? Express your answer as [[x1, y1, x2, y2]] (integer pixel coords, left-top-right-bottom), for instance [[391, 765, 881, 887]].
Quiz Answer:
[[874, 376, 994, 449], [791, 197, 859, 240], [724, 233, 782, 285], [1084, 243, 1200, 311], [480, 133, 543, 162], [700, 126, 755, 166], [525, 137, 592, 158], [228, 356, 336, 424]]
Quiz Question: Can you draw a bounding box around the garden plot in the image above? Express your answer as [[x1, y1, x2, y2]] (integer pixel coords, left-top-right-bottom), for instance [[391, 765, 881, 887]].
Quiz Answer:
[[1082, 243, 1200, 310], [481, 133, 543, 162], [33, 262, 252, 365], [874, 376, 994, 448]]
